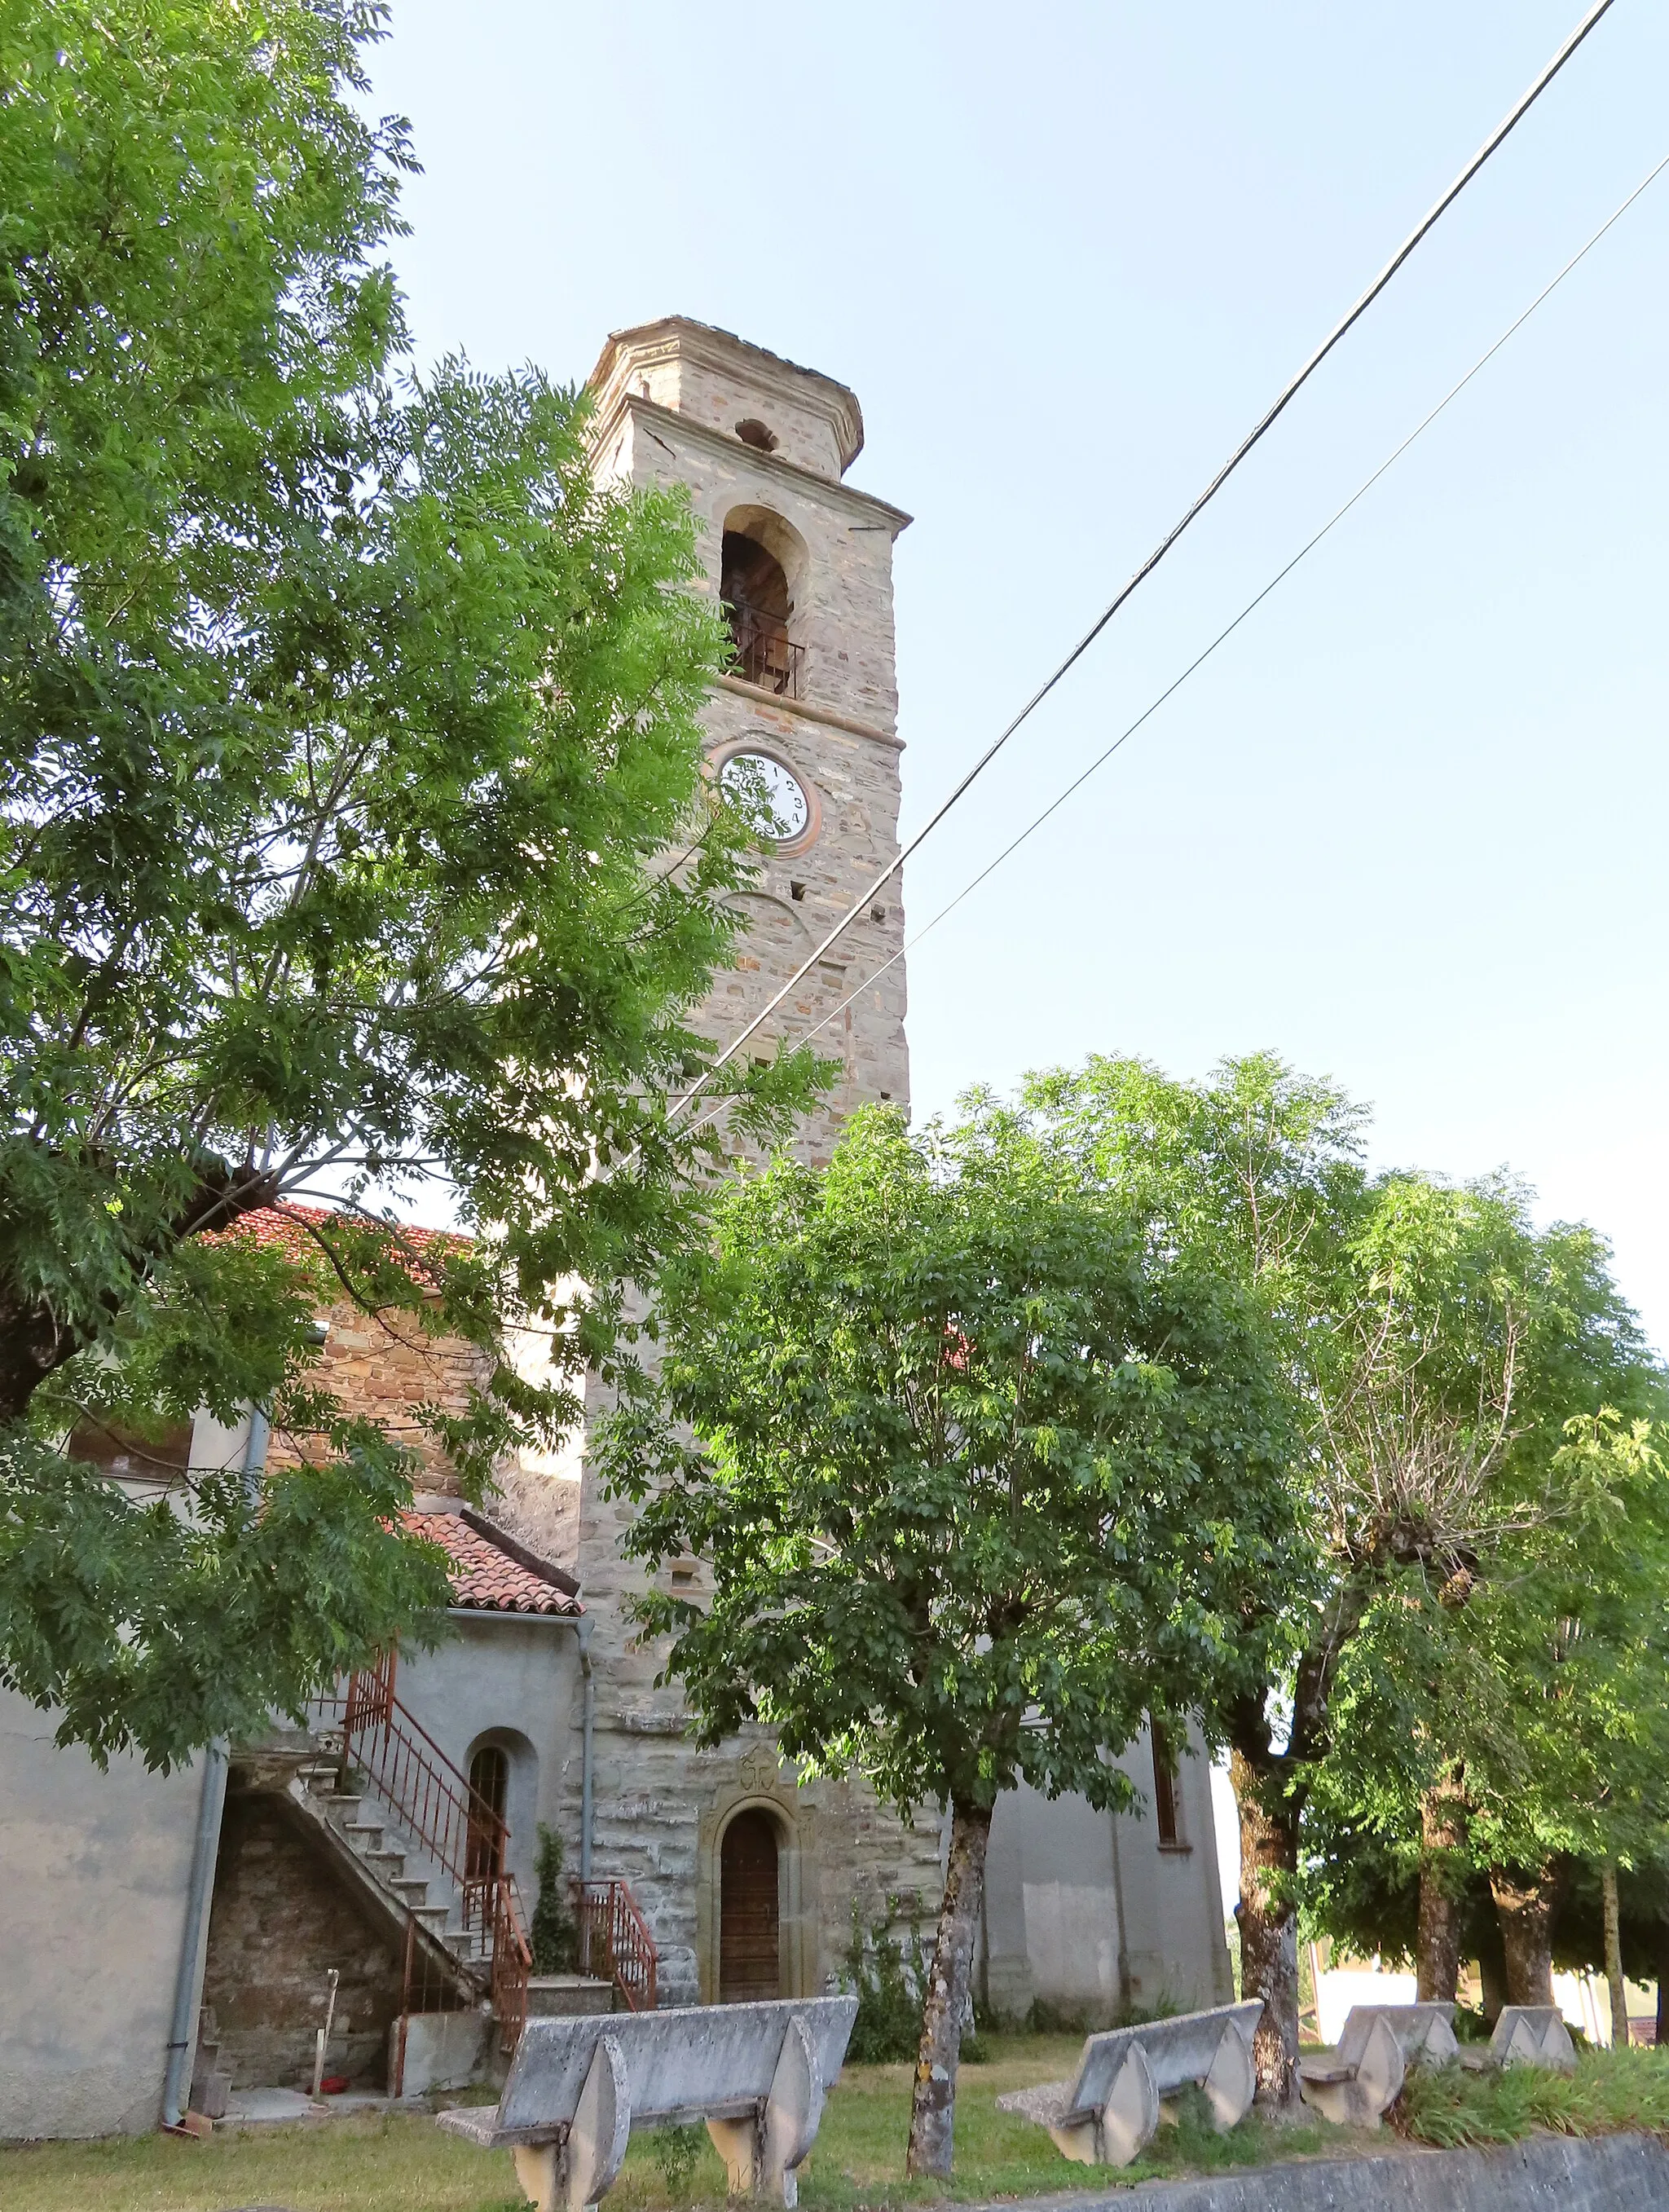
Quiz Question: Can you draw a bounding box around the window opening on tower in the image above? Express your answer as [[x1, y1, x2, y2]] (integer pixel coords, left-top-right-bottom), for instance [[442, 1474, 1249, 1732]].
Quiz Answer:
[[721, 528, 803, 699]]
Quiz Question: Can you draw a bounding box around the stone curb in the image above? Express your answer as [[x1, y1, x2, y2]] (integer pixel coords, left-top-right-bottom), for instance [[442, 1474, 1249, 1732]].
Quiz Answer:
[[945, 2129, 1669, 2210]]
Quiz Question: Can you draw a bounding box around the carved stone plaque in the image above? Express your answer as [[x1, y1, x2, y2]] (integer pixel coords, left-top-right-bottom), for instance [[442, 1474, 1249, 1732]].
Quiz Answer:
[[738, 1745, 780, 1796]]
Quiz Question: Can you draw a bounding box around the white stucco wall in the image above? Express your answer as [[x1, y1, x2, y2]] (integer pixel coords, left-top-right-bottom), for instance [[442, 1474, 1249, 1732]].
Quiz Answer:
[[0, 1686, 206, 2139], [982, 1723, 1234, 2025], [391, 1613, 583, 1906]]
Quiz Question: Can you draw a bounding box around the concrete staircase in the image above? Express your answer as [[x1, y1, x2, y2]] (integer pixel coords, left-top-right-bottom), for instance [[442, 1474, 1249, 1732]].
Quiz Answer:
[[285, 1754, 487, 1990], [284, 1752, 615, 2018], [189, 2007, 232, 2121]]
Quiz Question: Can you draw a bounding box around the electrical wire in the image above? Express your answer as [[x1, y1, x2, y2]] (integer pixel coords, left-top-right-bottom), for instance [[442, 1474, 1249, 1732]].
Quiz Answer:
[[683, 145, 1667, 1153], [664, 0, 1621, 1132]]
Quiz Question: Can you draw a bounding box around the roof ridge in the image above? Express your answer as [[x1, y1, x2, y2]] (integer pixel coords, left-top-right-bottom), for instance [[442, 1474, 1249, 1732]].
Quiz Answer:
[[459, 1505, 580, 1599]]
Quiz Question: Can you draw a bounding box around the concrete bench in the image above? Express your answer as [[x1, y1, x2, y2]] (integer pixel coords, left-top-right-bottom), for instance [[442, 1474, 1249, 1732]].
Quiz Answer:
[[437, 1995, 857, 2212], [1489, 2003, 1576, 2073], [995, 2001, 1263, 2168], [1299, 2003, 1456, 2127]]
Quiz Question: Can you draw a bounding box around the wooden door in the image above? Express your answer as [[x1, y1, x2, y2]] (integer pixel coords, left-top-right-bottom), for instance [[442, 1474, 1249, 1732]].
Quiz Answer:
[[720, 1809, 781, 2001], [467, 1743, 508, 1878]]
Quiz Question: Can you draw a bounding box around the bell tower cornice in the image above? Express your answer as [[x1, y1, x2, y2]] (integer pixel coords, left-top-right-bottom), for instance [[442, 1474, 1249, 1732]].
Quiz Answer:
[[585, 316, 867, 482], [588, 392, 910, 540]]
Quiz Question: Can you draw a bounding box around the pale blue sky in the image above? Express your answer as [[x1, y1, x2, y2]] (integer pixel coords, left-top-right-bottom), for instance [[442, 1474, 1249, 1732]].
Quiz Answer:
[[361, 2, 1669, 1348]]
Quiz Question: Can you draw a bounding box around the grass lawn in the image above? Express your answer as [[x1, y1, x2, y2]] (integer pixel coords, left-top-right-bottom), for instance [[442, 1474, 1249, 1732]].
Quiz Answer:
[[2, 2034, 1664, 2212]]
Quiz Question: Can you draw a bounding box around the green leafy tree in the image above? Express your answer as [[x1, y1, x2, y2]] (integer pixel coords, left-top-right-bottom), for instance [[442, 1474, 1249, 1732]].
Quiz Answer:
[[1017, 1055, 1662, 2102], [1021, 1053, 1366, 2102], [1306, 1408, 1669, 2012], [599, 1102, 1306, 2175], [1290, 1155, 1667, 1998], [1, 0, 805, 1765]]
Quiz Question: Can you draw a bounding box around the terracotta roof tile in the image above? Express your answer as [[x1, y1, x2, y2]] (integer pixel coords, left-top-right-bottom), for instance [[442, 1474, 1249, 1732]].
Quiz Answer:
[[221, 1202, 469, 1274], [403, 1509, 582, 1617]]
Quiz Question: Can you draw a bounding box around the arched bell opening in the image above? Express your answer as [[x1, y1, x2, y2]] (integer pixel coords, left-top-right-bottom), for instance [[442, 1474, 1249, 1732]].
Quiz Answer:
[[720, 505, 808, 698]]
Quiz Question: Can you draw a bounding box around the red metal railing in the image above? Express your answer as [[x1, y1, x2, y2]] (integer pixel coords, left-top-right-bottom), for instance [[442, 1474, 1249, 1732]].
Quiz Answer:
[[308, 1662, 531, 2052], [576, 1878, 658, 2012], [725, 600, 804, 698], [308, 1662, 504, 1892], [470, 1873, 532, 2054]]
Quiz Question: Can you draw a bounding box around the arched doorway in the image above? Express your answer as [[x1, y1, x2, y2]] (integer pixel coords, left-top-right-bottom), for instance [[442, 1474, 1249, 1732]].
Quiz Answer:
[[719, 1809, 781, 2001], [466, 1743, 508, 1879]]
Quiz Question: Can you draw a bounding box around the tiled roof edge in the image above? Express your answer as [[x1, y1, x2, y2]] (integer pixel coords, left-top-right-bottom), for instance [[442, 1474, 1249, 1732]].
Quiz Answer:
[[460, 1505, 581, 1600]]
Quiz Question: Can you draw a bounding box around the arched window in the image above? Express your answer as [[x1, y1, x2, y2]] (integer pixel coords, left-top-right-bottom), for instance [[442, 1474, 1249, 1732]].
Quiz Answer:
[[467, 1743, 509, 1878], [720, 508, 805, 699], [719, 1808, 781, 2001], [1150, 1721, 1182, 1848]]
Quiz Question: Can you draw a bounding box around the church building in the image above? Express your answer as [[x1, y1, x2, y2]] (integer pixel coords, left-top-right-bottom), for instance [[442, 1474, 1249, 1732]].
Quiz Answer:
[[526, 318, 1235, 2023], [0, 322, 1231, 2140]]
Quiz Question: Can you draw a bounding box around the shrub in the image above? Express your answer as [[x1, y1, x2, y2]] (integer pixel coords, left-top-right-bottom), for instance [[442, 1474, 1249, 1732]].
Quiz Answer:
[[530, 1824, 578, 1974], [650, 2122, 702, 2190], [1397, 2048, 1669, 2150], [841, 1903, 924, 2064]]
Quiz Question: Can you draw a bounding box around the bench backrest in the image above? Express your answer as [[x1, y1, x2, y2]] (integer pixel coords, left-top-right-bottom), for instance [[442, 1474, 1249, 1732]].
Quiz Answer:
[[1337, 2003, 1453, 2069], [1067, 2002, 1263, 2117], [495, 1997, 859, 2136], [1489, 2004, 1572, 2064]]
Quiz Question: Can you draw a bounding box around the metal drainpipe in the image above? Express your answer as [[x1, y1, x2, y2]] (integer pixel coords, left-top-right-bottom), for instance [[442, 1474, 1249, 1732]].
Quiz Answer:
[[1108, 1780, 1134, 2018], [576, 1615, 594, 1883], [161, 1406, 269, 2130]]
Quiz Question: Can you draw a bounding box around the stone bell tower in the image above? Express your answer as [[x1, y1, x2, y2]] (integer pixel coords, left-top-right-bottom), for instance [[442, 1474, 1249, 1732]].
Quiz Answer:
[[545, 322, 941, 2012], [583, 317, 913, 1157]]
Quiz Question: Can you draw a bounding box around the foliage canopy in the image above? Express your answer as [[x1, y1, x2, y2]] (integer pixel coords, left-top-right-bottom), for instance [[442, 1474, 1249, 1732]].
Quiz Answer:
[[0, 0, 804, 1763], [604, 1101, 1307, 1819]]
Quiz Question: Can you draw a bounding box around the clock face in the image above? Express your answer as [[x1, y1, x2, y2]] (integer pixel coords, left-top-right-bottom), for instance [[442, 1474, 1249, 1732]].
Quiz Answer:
[[720, 751, 812, 844]]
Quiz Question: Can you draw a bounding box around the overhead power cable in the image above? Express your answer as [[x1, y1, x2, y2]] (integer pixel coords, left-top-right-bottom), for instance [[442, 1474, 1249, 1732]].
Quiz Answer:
[[683, 145, 1667, 1151], [667, 0, 1620, 1132]]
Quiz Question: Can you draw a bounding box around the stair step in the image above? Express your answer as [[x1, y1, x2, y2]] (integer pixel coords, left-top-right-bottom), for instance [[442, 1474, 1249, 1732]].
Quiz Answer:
[[414, 1905, 450, 1932], [391, 1878, 430, 1905], [364, 1849, 407, 1879], [344, 1822, 385, 1849]]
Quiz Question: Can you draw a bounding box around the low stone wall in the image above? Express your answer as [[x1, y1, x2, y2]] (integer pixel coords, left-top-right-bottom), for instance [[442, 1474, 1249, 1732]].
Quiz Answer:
[[202, 1783, 405, 2091], [988, 2130, 1669, 2211]]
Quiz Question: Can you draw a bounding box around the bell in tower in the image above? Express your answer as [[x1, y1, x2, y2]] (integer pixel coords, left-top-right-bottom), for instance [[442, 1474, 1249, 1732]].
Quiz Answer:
[[584, 318, 912, 1160]]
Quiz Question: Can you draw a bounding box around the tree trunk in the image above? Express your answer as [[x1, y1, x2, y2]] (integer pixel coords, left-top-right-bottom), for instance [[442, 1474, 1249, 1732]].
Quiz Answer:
[[906, 1799, 992, 2179], [1601, 1862, 1628, 2048], [1229, 1749, 1301, 2110], [0, 1297, 83, 1421], [1654, 1919, 1669, 2051], [1477, 1911, 1508, 2027], [1415, 1774, 1468, 2003], [0, 1159, 279, 1419], [1490, 1866, 1555, 2007]]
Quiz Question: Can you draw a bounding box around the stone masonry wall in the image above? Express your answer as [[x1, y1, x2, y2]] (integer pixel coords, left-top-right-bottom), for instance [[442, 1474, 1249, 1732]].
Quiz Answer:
[[202, 1783, 405, 2090], [520, 324, 947, 2007], [587, 317, 861, 483], [266, 1297, 489, 1498]]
